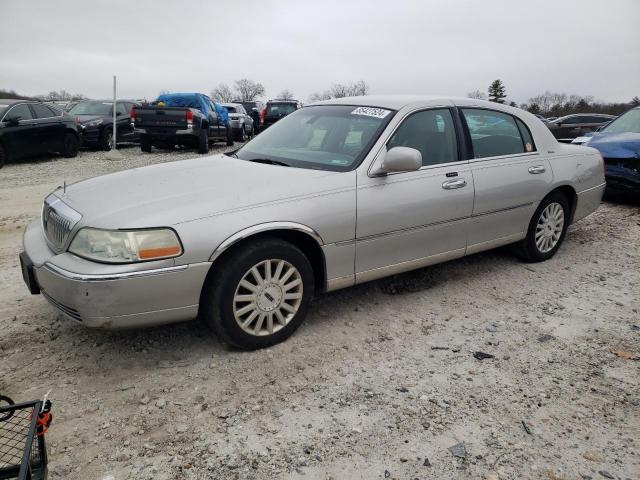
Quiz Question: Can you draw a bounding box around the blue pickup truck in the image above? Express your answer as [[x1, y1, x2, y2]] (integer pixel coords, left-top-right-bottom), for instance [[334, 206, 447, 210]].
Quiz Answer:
[[132, 93, 233, 153]]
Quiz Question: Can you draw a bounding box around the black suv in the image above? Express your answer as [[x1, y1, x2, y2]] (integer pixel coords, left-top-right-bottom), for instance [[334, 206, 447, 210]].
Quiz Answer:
[[546, 114, 615, 142], [0, 99, 80, 168], [68, 100, 139, 150], [261, 99, 301, 130]]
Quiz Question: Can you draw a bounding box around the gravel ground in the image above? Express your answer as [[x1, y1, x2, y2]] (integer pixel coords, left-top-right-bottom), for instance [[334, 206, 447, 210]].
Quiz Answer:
[[0, 147, 638, 480]]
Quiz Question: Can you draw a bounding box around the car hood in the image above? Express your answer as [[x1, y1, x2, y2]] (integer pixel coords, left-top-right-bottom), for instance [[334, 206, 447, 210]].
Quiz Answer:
[[56, 154, 351, 229], [586, 132, 640, 158]]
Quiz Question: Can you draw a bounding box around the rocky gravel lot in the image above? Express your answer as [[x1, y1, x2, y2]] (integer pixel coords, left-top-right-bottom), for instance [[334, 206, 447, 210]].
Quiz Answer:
[[0, 146, 638, 480]]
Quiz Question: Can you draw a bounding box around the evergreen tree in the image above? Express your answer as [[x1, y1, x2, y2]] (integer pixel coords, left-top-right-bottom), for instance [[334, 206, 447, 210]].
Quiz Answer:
[[488, 79, 507, 104]]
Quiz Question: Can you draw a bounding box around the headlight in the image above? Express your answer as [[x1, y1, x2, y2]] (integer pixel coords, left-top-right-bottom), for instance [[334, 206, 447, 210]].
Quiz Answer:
[[69, 228, 183, 263], [84, 119, 103, 127]]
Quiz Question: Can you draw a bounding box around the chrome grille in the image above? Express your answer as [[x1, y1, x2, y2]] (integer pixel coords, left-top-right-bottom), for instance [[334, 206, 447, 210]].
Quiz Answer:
[[42, 194, 82, 251]]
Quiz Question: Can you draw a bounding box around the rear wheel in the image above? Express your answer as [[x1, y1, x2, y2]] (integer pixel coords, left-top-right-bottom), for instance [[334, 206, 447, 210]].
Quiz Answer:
[[99, 128, 113, 151], [201, 238, 314, 350], [516, 191, 569, 262], [238, 126, 247, 142], [140, 135, 152, 153], [62, 133, 79, 158], [197, 129, 209, 154]]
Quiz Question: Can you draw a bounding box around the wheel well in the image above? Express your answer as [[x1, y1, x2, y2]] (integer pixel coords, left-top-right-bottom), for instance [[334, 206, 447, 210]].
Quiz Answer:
[[65, 128, 80, 139], [552, 185, 577, 223], [208, 230, 327, 293]]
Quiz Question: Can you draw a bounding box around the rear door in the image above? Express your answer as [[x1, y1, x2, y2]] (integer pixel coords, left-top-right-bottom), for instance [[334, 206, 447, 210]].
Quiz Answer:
[[30, 103, 64, 153], [461, 108, 552, 253], [2, 103, 36, 158]]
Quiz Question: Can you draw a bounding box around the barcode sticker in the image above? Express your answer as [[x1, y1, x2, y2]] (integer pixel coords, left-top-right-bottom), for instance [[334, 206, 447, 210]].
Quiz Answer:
[[351, 107, 391, 119]]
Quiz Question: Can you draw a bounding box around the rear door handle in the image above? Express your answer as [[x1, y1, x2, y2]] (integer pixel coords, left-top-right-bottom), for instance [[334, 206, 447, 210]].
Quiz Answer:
[[528, 165, 546, 174], [442, 179, 467, 190]]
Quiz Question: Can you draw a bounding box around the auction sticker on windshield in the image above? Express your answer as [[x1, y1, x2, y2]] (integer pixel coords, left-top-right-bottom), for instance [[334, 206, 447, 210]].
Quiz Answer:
[[351, 107, 391, 119]]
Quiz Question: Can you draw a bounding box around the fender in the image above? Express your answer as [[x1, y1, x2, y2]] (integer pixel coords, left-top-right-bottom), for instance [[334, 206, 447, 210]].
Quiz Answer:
[[208, 222, 324, 262]]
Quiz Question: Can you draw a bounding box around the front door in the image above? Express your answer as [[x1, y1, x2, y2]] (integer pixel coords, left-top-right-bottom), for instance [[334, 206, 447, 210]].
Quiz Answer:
[[355, 107, 473, 283], [460, 108, 553, 253], [2, 103, 36, 159], [30, 103, 64, 152]]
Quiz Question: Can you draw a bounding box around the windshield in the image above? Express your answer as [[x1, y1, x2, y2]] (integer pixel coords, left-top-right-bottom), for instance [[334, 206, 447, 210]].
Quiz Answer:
[[602, 109, 640, 134], [224, 106, 237, 113], [234, 105, 395, 171], [69, 101, 114, 116]]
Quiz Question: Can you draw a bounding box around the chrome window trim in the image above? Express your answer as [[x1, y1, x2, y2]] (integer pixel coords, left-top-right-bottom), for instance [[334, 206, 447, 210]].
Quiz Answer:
[[1, 103, 34, 123]]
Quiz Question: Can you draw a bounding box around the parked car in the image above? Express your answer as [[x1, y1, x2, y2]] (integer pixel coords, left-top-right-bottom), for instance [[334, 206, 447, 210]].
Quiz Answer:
[[0, 99, 80, 168], [132, 93, 233, 153], [68, 100, 139, 150], [221, 102, 254, 141], [261, 99, 302, 130], [20, 96, 604, 349], [235, 100, 263, 134], [572, 107, 639, 196], [546, 113, 615, 142]]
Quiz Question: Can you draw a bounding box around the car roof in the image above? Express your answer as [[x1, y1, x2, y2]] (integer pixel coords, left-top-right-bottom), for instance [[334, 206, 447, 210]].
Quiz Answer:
[[268, 99, 299, 103], [0, 99, 34, 105]]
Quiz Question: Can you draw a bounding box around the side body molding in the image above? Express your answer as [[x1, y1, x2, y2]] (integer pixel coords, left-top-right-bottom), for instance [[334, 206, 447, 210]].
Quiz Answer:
[[209, 222, 325, 262]]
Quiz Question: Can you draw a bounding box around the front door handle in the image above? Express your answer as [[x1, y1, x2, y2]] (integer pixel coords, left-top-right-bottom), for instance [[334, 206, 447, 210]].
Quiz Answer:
[[442, 179, 467, 190], [528, 165, 546, 174]]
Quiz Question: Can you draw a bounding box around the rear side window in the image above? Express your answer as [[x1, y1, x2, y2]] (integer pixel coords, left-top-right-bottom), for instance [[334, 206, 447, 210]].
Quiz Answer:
[[388, 109, 458, 166], [116, 103, 128, 115], [31, 103, 56, 118], [462, 109, 529, 159], [515, 118, 535, 152]]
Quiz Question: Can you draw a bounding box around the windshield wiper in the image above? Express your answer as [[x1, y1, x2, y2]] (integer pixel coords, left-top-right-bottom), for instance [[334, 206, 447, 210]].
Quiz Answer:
[[246, 158, 290, 167]]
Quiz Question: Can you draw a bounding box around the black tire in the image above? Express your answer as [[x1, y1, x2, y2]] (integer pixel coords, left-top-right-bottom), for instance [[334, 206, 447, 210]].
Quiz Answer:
[[140, 135, 152, 153], [226, 125, 234, 147], [200, 237, 315, 350], [99, 128, 113, 151], [62, 133, 79, 158], [238, 125, 247, 142], [249, 126, 255, 139], [197, 129, 209, 154], [0, 144, 6, 169], [515, 191, 570, 262], [0, 394, 15, 421]]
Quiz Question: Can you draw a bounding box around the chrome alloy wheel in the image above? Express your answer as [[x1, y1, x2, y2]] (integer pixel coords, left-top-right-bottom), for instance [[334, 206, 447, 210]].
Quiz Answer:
[[535, 202, 564, 253], [233, 259, 303, 336]]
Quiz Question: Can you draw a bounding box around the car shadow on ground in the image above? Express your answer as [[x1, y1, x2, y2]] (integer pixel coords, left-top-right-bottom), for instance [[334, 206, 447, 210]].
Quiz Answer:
[[52, 244, 523, 371]]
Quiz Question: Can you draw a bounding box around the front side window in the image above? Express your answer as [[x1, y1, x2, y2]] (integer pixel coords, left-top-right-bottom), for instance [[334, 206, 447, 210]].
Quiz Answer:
[[116, 102, 128, 115], [5, 104, 33, 122], [234, 105, 394, 171], [462, 109, 528, 158], [387, 109, 458, 166], [267, 103, 296, 115]]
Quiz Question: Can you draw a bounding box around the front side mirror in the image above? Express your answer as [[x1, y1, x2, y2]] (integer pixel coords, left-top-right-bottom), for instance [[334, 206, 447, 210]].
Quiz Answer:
[[371, 146, 422, 176]]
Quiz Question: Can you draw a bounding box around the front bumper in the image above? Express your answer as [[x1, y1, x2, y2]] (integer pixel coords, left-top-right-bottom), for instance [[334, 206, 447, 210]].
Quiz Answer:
[[21, 220, 210, 329], [79, 125, 101, 146], [605, 164, 640, 194]]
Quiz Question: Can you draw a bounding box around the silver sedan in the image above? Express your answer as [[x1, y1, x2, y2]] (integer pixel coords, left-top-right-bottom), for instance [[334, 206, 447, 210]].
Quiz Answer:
[[21, 96, 605, 349]]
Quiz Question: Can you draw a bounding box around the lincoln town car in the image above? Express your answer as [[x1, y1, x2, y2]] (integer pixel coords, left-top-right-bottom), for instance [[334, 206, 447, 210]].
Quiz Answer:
[[20, 96, 605, 349]]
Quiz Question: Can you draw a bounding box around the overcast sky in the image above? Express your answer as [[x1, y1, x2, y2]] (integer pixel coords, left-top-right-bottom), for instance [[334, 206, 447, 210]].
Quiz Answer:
[[1, 0, 638, 104]]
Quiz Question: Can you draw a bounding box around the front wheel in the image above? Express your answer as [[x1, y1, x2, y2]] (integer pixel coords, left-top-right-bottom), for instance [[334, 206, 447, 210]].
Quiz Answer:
[[62, 133, 79, 158], [226, 125, 234, 147], [200, 238, 314, 350], [515, 191, 570, 262], [99, 128, 113, 151]]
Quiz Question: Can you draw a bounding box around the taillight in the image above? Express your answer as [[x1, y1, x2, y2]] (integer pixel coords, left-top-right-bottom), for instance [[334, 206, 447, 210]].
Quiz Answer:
[[130, 107, 136, 120], [260, 108, 266, 126], [186, 110, 193, 122]]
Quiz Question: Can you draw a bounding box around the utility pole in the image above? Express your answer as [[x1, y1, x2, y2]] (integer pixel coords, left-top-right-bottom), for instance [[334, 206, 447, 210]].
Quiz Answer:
[[105, 75, 123, 160]]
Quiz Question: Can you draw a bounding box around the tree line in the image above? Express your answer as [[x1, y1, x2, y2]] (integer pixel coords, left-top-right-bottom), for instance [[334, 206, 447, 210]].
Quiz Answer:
[[468, 79, 639, 117]]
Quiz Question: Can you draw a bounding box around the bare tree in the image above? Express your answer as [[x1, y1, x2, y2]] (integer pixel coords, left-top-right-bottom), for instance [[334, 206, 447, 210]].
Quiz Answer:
[[234, 78, 265, 102], [467, 89, 486, 100], [210, 83, 235, 102], [309, 80, 370, 103], [278, 89, 295, 100]]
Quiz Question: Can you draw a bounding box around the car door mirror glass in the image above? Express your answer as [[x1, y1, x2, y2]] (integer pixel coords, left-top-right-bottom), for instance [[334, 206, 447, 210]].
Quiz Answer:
[[372, 146, 422, 176]]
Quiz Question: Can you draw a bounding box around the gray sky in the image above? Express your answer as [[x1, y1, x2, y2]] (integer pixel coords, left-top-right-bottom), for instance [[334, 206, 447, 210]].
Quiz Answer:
[[1, 0, 638, 104]]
